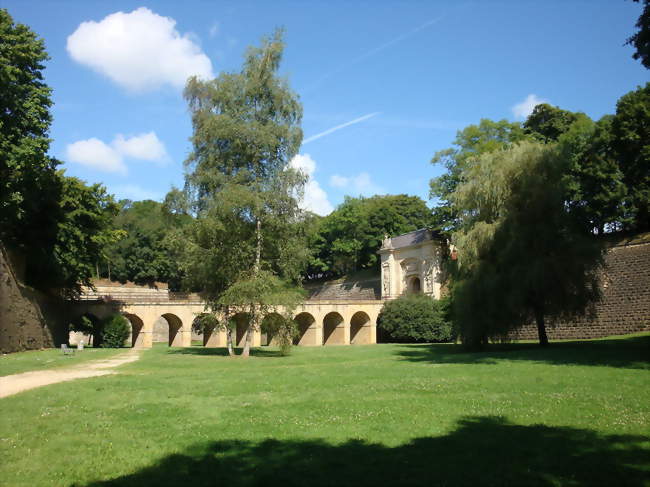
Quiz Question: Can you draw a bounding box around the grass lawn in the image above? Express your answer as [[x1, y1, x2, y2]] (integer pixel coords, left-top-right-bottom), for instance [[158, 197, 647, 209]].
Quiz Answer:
[[0, 347, 125, 377], [0, 334, 648, 486]]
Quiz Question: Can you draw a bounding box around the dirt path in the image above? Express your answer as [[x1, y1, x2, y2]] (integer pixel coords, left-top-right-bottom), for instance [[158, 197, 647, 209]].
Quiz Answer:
[[0, 349, 141, 399]]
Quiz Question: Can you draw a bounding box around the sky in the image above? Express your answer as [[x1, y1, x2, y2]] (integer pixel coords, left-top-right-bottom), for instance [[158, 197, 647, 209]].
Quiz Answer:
[[4, 0, 648, 215]]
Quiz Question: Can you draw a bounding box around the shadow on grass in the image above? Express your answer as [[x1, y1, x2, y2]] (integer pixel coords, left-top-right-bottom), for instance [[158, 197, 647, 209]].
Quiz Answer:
[[81, 416, 648, 486], [394, 334, 650, 370], [167, 347, 285, 358]]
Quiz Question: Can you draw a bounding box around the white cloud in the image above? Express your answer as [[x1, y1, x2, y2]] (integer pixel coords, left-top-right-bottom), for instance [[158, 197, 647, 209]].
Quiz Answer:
[[113, 132, 169, 162], [329, 172, 384, 197], [66, 132, 169, 174], [112, 184, 162, 202], [209, 21, 219, 38], [67, 7, 214, 92], [512, 94, 548, 119], [289, 154, 333, 216], [66, 138, 127, 174]]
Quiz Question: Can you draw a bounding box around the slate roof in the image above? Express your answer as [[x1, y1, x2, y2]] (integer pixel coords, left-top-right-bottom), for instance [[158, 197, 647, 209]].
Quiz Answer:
[[384, 228, 438, 249]]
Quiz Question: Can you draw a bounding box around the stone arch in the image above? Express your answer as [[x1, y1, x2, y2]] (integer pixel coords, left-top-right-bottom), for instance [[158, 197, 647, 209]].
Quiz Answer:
[[350, 311, 372, 345], [261, 312, 284, 346], [158, 313, 183, 347], [323, 312, 345, 345], [409, 276, 421, 293], [232, 312, 251, 348], [192, 313, 220, 347], [69, 312, 101, 347], [123, 313, 145, 348], [294, 312, 316, 346]]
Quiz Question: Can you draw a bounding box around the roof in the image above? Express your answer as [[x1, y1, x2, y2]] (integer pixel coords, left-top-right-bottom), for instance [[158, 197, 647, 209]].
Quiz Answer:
[[381, 228, 438, 250]]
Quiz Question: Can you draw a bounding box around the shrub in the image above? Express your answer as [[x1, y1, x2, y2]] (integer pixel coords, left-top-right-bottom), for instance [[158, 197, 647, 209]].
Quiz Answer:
[[100, 314, 130, 348], [378, 294, 453, 342]]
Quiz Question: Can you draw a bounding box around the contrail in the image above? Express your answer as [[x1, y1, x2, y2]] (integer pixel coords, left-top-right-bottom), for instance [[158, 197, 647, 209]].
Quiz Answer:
[[302, 112, 380, 145], [304, 16, 444, 93]]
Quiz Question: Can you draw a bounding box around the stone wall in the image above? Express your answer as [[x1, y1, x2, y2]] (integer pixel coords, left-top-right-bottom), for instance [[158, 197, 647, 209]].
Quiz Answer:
[[511, 240, 650, 340], [0, 244, 67, 353]]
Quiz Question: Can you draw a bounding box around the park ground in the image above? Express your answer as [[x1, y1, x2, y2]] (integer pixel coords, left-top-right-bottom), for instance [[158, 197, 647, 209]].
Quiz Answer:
[[0, 334, 649, 486]]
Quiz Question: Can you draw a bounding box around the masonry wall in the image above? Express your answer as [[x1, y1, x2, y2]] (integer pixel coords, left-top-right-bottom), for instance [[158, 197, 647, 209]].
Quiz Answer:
[[0, 244, 67, 353], [511, 241, 650, 340]]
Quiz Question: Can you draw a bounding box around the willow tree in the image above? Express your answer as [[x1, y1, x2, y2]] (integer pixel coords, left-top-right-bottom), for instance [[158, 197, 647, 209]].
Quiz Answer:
[[450, 141, 604, 347], [182, 29, 307, 357]]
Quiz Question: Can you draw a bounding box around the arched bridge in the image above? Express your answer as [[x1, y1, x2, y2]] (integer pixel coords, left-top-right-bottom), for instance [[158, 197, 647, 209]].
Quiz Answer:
[[71, 281, 383, 348]]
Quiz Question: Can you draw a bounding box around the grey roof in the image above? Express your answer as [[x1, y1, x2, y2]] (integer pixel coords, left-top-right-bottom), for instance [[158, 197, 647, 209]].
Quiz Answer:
[[385, 228, 437, 249]]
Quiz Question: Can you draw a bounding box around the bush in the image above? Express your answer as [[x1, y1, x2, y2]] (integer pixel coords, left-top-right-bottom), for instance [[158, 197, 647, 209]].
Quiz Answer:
[[378, 294, 453, 342], [100, 314, 130, 348]]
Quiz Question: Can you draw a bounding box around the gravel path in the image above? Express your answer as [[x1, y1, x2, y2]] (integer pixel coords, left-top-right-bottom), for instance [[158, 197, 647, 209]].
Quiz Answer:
[[0, 349, 141, 398]]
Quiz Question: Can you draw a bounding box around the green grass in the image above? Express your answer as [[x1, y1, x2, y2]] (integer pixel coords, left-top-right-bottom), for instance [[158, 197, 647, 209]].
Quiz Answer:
[[0, 347, 125, 377], [0, 334, 649, 486]]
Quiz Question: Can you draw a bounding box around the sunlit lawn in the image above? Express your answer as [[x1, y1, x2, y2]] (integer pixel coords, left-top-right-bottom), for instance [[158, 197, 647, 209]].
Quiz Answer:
[[0, 334, 649, 486]]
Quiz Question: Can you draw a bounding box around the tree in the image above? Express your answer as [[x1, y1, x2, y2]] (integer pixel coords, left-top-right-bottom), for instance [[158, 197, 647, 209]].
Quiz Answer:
[[429, 119, 529, 233], [627, 0, 650, 69], [378, 294, 452, 343], [611, 82, 650, 231], [523, 103, 585, 143], [450, 142, 604, 348], [181, 29, 307, 358], [0, 9, 60, 273], [308, 194, 432, 277]]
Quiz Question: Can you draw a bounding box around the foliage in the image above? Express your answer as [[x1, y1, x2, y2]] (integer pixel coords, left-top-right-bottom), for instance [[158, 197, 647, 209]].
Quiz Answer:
[[261, 313, 297, 356], [611, 82, 650, 231], [378, 294, 452, 342], [103, 199, 190, 289], [523, 103, 585, 143], [100, 314, 130, 348], [191, 313, 221, 335], [429, 118, 529, 233], [181, 29, 307, 357], [627, 0, 650, 69], [450, 142, 604, 348], [0, 9, 56, 249], [308, 194, 432, 277]]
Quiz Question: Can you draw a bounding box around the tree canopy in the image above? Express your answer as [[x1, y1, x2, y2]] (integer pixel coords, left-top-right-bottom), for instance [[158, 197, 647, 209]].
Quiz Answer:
[[627, 0, 650, 69]]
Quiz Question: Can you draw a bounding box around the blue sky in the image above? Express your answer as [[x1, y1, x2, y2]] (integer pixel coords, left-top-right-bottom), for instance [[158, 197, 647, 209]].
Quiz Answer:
[[4, 0, 648, 215]]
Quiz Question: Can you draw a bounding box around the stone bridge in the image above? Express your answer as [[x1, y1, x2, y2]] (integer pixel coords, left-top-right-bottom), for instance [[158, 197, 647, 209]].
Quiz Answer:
[[72, 282, 383, 349]]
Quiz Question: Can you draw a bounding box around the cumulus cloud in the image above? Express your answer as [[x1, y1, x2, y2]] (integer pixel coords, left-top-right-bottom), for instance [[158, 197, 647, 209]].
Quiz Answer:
[[289, 154, 333, 216], [67, 7, 214, 92], [512, 94, 548, 119], [66, 138, 127, 174], [329, 172, 384, 197], [66, 132, 169, 174], [113, 132, 169, 162]]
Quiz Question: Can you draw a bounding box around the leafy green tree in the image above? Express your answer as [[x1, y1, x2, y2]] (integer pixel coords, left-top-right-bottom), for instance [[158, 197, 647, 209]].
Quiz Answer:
[[0, 9, 60, 273], [611, 82, 650, 231], [450, 142, 604, 348], [100, 314, 130, 348], [627, 0, 650, 69], [104, 199, 189, 289], [429, 119, 529, 233], [181, 29, 307, 358], [378, 294, 452, 342], [308, 194, 432, 277], [559, 116, 630, 233], [523, 103, 585, 143]]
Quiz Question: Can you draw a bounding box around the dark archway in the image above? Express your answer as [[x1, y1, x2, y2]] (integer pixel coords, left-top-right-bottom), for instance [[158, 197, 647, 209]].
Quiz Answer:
[[192, 313, 220, 347], [261, 313, 284, 346], [409, 277, 421, 293], [159, 313, 183, 347], [323, 312, 345, 345], [123, 313, 144, 348], [232, 313, 251, 348], [294, 312, 316, 346], [350, 311, 371, 345]]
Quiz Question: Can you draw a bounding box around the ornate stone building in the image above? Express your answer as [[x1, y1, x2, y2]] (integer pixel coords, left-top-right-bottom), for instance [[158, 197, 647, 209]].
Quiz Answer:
[[378, 228, 445, 300]]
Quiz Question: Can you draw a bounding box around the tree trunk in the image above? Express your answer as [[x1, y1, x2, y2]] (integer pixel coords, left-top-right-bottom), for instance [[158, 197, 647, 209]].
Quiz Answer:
[[226, 324, 234, 357], [255, 218, 262, 274], [535, 308, 549, 347]]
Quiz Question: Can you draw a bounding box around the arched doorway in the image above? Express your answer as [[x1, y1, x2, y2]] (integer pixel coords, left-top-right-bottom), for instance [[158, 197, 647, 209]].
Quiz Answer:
[[350, 311, 371, 345], [294, 312, 316, 346], [69, 313, 101, 347], [323, 312, 345, 345], [123, 313, 144, 348], [409, 276, 421, 293], [192, 313, 220, 347], [261, 313, 284, 346]]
